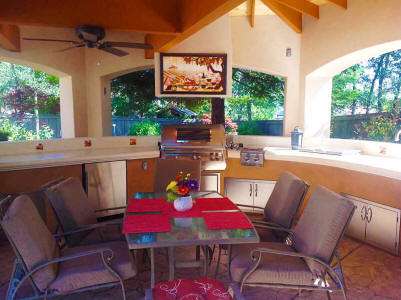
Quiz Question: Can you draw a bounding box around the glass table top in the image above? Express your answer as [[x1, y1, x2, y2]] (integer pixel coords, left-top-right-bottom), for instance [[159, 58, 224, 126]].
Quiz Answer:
[[125, 191, 259, 249]]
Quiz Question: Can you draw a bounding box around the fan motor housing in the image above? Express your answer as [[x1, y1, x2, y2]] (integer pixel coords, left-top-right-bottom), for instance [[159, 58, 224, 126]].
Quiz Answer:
[[75, 25, 105, 44]]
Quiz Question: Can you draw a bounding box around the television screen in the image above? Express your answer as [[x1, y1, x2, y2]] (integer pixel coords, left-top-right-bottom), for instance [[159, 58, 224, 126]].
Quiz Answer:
[[160, 53, 227, 95]]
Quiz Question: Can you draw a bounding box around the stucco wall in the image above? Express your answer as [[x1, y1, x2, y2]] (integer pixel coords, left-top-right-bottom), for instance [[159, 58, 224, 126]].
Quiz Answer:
[[300, 0, 401, 138], [230, 15, 301, 136]]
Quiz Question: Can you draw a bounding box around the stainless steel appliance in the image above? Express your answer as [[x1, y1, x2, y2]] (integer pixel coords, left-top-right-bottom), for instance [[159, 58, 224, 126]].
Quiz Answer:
[[160, 124, 226, 171], [240, 148, 265, 167], [84, 160, 127, 217]]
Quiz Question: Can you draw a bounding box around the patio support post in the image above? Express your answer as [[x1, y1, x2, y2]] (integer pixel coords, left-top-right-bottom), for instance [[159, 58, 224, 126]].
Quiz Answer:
[[211, 98, 225, 125]]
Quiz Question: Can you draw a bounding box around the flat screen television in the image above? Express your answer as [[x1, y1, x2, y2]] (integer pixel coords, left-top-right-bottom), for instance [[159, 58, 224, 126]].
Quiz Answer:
[[159, 53, 227, 95]]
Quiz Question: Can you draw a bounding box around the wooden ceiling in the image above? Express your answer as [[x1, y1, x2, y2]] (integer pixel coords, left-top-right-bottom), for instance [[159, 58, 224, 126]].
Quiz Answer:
[[0, 0, 347, 57]]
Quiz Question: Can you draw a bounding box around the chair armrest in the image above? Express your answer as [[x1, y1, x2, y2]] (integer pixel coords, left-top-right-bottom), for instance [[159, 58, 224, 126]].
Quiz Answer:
[[21, 248, 114, 282], [251, 219, 285, 228], [249, 246, 340, 280], [236, 204, 265, 210], [229, 283, 245, 300], [53, 221, 121, 239], [95, 206, 126, 213]]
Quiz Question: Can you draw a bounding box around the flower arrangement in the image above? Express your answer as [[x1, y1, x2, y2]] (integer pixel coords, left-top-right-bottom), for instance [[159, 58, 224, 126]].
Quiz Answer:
[[166, 171, 199, 196]]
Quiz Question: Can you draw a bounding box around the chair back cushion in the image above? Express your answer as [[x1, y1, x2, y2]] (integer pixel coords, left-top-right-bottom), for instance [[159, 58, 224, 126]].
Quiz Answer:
[[293, 185, 355, 276], [45, 177, 97, 232], [153, 159, 201, 192], [1, 194, 59, 292], [152, 278, 233, 300], [264, 171, 307, 228]]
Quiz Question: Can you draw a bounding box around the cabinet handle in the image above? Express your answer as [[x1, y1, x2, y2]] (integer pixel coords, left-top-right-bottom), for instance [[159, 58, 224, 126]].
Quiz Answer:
[[255, 184, 258, 197], [367, 207, 373, 223], [249, 184, 252, 197], [361, 206, 366, 221]]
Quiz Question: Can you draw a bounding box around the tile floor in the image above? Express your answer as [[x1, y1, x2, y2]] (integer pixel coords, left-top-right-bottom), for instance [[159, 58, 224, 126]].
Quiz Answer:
[[1, 237, 401, 299]]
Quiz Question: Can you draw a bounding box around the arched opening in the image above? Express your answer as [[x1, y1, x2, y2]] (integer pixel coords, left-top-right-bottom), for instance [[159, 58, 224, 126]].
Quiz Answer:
[[302, 40, 401, 140], [331, 48, 401, 144], [0, 58, 76, 140], [109, 67, 285, 136]]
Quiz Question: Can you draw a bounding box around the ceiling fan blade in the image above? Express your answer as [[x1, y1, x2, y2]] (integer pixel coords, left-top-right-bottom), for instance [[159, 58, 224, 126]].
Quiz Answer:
[[99, 46, 129, 57], [24, 38, 81, 44], [102, 41, 153, 50], [56, 44, 85, 52]]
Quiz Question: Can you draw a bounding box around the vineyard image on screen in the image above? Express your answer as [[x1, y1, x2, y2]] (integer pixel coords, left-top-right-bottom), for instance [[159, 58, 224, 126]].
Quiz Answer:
[[160, 54, 227, 95]]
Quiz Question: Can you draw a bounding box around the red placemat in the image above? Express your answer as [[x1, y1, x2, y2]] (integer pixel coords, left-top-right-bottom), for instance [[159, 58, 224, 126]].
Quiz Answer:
[[126, 198, 167, 213], [122, 214, 171, 234], [202, 211, 253, 230], [164, 203, 203, 218], [195, 197, 238, 211]]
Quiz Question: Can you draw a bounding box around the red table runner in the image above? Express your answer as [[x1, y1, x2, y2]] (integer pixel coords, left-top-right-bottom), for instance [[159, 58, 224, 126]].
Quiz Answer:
[[122, 214, 171, 234], [202, 211, 253, 230], [195, 197, 238, 211], [126, 198, 167, 213]]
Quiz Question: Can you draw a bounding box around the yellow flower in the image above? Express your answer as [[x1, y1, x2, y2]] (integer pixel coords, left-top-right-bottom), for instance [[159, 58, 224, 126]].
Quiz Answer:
[[166, 181, 177, 192]]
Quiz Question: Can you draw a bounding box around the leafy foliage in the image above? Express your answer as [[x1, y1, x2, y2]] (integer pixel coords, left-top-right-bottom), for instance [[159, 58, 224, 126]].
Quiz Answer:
[[0, 118, 54, 141], [128, 120, 161, 136], [0, 130, 9, 141], [331, 49, 401, 143]]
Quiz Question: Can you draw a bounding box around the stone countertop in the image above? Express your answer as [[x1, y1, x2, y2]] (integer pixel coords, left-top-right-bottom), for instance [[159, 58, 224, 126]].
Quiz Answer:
[[0, 146, 160, 171], [227, 147, 401, 180]]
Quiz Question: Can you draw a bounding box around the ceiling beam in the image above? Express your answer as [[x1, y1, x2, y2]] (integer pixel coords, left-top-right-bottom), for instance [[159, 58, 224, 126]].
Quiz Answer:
[[0, 0, 181, 35], [326, 0, 347, 9], [261, 0, 302, 33], [251, 0, 256, 27], [272, 0, 319, 19], [145, 0, 247, 58], [0, 24, 20, 52]]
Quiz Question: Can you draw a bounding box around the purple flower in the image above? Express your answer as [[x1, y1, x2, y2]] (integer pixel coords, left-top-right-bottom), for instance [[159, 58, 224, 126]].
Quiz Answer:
[[187, 179, 199, 190]]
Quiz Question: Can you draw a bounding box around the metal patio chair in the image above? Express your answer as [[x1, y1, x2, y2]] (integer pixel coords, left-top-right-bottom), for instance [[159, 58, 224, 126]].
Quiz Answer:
[[0, 194, 136, 300], [229, 185, 355, 300], [215, 171, 309, 277], [153, 158, 202, 192], [43, 177, 124, 247]]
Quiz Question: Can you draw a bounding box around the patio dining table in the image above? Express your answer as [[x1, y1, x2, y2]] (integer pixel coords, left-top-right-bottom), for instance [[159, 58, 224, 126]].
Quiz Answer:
[[124, 191, 260, 288]]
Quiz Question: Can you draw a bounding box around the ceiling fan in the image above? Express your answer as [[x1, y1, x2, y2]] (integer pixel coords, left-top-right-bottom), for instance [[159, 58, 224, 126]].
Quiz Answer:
[[24, 25, 153, 57]]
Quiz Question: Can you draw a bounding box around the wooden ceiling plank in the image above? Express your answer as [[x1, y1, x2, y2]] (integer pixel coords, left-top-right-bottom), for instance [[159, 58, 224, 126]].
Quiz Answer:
[[326, 0, 347, 9], [0, 0, 181, 35], [272, 0, 319, 19], [0, 24, 20, 52], [146, 0, 247, 58], [261, 0, 302, 33], [251, 0, 256, 27]]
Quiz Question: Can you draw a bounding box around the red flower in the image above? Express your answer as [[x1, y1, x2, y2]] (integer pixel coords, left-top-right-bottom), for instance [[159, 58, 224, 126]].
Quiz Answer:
[[177, 185, 190, 195], [41, 122, 46, 126]]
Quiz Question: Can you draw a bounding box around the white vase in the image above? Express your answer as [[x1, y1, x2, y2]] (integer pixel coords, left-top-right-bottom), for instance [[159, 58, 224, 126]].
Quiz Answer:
[[174, 195, 193, 212]]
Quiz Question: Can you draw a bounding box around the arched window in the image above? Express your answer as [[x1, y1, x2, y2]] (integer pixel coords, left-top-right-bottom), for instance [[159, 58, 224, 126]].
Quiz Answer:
[[0, 62, 60, 141], [331, 49, 401, 143]]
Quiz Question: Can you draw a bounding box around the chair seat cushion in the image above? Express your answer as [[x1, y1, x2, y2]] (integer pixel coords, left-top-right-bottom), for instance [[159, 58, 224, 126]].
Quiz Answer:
[[152, 278, 233, 300], [49, 241, 136, 294], [230, 242, 314, 286]]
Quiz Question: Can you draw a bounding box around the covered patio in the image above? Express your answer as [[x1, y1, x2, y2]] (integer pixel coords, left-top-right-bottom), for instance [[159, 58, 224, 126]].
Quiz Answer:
[[1, 0, 401, 299]]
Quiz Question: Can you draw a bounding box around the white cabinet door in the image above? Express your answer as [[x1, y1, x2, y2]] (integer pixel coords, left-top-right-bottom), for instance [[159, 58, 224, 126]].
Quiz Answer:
[[365, 204, 399, 254], [200, 173, 220, 193], [253, 181, 276, 212], [346, 198, 366, 241], [224, 179, 253, 210]]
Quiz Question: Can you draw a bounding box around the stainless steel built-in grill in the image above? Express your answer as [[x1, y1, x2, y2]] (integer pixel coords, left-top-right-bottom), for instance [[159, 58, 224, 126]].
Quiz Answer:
[[160, 124, 227, 171]]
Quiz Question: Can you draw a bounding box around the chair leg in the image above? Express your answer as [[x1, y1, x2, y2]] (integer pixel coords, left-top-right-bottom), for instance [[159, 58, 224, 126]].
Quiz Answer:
[[120, 281, 126, 300], [214, 245, 222, 279]]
